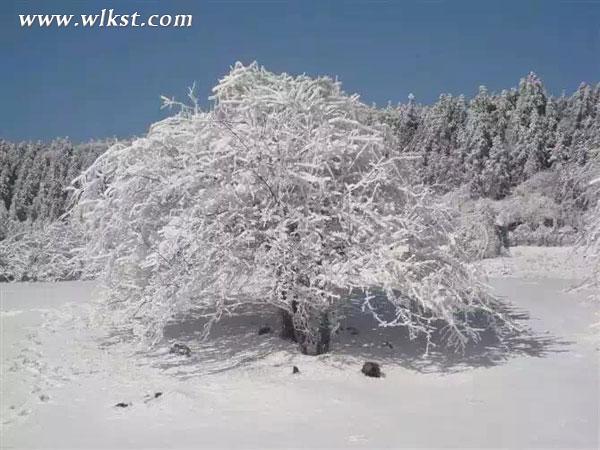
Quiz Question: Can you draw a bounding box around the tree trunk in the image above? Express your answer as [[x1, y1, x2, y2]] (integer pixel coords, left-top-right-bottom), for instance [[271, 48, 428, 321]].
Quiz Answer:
[[298, 311, 331, 356], [280, 308, 297, 342], [316, 311, 331, 354], [280, 303, 332, 355], [277, 273, 332, 355], [495, 224, 510, 249]]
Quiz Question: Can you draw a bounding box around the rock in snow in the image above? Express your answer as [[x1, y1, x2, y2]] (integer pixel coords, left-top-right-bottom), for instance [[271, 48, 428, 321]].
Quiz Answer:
[[361, 362, 382, 378], [143, 392, 163, 403], [169, 343, 192, 357]]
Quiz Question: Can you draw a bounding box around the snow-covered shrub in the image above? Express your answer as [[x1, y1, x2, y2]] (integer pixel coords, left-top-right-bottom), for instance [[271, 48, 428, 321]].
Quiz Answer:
[[443, 188, 505, 260], [498, 193, 561, 228], [580, 157, 600, 297], [585, 205, 600, 296], [444, 161, 596, 253], [0, 220, 96, 282], [0, 138, 111, 282], [72, 62, 516, 354], [454, 200, 505, 260], [509, 223, 578, 247], [512, 169, 590, 228], [492, 186, 584, 247]]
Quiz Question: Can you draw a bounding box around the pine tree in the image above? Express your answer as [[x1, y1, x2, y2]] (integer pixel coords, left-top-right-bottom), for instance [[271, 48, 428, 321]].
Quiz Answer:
[[482, 135, 511, 199], [410, 93, 467, 188], [463, 86, 498, 197], [507, 73, 549, 184]]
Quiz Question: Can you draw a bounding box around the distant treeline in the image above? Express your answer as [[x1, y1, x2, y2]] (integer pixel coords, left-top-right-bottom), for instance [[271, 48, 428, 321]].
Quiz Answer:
[[1, 73, 598, 229], [0, 139, 112, 227], [377, 73, 599, 199], [0, 72, 598, 281]]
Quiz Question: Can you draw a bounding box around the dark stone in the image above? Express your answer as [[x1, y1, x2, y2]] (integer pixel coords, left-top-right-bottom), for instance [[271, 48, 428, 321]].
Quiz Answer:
[[383, 340, 393, 349], [115, 402, 131, 408], [143, 392, 163, 404], [170, 343, 192, 357], [258, 326, 272, 336], [361, 362, 382, 378], [292, 366, 300, 374]]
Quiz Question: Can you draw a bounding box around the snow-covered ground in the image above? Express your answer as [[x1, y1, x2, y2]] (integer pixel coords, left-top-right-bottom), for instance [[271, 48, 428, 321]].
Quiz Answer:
[[1, 247, 598, 449], [476, 245, 594, 280]]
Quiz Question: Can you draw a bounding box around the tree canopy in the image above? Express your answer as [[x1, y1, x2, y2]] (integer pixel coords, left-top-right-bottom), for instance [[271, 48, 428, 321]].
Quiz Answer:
[[72, 62, 512, 354]]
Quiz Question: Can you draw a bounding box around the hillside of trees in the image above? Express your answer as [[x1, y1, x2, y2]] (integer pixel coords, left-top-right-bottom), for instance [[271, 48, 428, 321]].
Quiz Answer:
[[0, 139, 111, 280], [0, 139, 111, 229], [378, 73, 599, 198], [377, 73, 599, 252], [0, 72, 598, 282]]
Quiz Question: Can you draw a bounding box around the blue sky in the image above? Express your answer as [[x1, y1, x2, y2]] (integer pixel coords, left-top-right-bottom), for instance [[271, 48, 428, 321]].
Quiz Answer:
[[1, 0, 599, 142]]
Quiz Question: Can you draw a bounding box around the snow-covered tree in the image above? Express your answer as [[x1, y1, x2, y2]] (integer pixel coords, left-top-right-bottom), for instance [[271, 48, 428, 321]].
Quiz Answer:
[[580, 156, 600, 298], [377, 93, 423, 153], [1, 138, 109, 225], [0, 138, 109, 281], [0, 202, 8, 242], [72, 62, 512, 355], [481, 135, 511, 199], [377, 72, 598, 203], [588, 206, 600, 297], [0, 220, 92, 282], [410, 93, 467, 189], [462, 86, 498, 197]]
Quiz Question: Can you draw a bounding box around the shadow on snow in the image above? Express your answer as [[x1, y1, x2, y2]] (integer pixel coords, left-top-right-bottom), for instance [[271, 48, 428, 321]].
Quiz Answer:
[[144, 295, 570, 378]]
